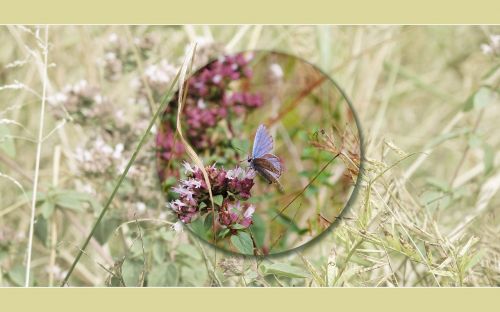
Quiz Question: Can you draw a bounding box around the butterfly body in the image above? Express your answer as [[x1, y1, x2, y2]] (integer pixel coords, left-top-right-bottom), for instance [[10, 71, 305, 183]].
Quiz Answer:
[[248, 125, 284, 191]]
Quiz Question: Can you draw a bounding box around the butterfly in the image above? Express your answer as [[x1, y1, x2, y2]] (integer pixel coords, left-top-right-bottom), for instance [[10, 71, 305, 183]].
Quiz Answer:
[[248, 124, 284, 191]]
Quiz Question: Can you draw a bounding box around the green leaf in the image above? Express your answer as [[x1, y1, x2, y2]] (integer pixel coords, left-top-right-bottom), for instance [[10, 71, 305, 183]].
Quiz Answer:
[[40, 200, 55, 219], [94, 217, 121, 245], [55, 194, 84, 211], [7, 265, 26, 286], [152, 242, 166, 264], [250, 213, 266, 248], [230, 231, 254, 255], [425, 177, 450, 192], [177, 244, 202, 260], [463, 87, 494, 112], [218, 228, 230, 239], [483, 144, 495, 175], [203, 212, 214, 231], [231, 224, 247, 230], [148, 263, 167, 286], [121, 259, 143, 287], [148, 263, 178, 286], [34, 216, 49, 247], [420, 190, 451, 211], [189, 217, 208, 239], [261, 263, 310, 279], [213, 195, 224, 207], [165, 263, 178, 286]]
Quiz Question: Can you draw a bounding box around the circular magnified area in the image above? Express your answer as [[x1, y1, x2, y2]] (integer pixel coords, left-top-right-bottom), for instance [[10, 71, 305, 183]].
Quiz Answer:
[[156, 51, 362, 256]]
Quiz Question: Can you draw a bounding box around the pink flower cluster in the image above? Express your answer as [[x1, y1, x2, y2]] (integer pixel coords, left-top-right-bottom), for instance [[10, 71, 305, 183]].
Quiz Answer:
[[167, 163, 256, 233], [155, 128, 185, 164], [157, 52, 263, 167], [188, 53, 254, 98]]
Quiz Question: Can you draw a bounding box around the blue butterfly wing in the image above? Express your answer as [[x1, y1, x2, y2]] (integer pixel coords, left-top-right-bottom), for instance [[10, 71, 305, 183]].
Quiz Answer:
[[252, 124, 273, 158]]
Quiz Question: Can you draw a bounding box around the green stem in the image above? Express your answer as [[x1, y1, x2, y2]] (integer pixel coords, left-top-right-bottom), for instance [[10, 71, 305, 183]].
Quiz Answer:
[[60, 70, 181, 287]]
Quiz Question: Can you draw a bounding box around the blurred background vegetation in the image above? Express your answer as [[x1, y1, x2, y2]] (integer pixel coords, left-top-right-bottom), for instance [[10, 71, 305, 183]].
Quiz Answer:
[[0, 25, 499, 286]]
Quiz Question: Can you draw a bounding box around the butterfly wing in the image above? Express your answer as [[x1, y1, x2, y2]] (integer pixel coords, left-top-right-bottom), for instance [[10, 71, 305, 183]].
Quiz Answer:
[[254, 154, 282, 179], [252, 124, 274, 159], [251, 153, 283, 189]]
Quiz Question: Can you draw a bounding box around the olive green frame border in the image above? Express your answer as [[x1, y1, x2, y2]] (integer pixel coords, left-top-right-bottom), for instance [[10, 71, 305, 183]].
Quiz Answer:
[[0, 0, 499, 24], [1, 288, 498, 311]]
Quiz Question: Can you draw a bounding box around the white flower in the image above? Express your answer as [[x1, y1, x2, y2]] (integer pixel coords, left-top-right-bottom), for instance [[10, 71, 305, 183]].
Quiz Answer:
[[270, 63, 284, 79], [182, 161, 197, 174], [94, 137, 114, 155], [75, 147, 93, 162], [171, 221, 184, 232], [182, 178, 201, 189], [112, 143, 124, 159], [172, 186, 194, 201], [45, 265, 66, 280], [108, 33, 119, 44], [47, 92, 68, 105], [226, 167, 244, 180], [212, 74, 222, 84], [167, 199, 186, 212], [481, 43, 493, 55], [227, 201, 242, 213], [104, 52, 117, 61], [116, 160, 128, 176], [81, 184, 95, 194], [145, 60, 176, 86], [197, 99, 207, 109], [244, 205, 255, 218], [481, 34, 500, 55], [16, 231, 26, 240], [194, 36, 213, 47], [244, 52, 254, 62], [490, 34, 500, 47], [136, 202, 146, 214], [73, 79, 88, 93], [115, 109, 125, 122]]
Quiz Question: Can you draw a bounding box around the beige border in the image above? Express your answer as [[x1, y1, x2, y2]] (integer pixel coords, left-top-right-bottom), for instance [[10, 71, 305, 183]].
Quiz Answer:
[[0, 0, 499, 23]]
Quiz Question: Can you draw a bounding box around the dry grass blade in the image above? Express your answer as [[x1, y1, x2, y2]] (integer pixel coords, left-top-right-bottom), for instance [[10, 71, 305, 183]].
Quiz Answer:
[[25, 25, 49, 288]]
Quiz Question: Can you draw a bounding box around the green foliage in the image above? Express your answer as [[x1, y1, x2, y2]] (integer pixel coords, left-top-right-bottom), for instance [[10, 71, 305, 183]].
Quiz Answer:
[[230, 232, 254, 254], [463, 87, 494, 112]]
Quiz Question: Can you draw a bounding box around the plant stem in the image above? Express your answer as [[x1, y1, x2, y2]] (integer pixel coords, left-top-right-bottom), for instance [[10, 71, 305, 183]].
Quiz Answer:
[[59, 68, 181, 287], [25, 25, 49, 288], [272, 153, 340, 221], [48, 145, 61, 286]]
